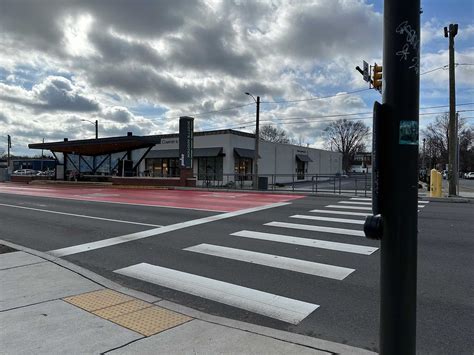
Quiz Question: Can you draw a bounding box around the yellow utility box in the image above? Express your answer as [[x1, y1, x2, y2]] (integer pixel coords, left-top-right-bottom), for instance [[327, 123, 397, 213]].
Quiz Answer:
[[430, 169, 442, 197]]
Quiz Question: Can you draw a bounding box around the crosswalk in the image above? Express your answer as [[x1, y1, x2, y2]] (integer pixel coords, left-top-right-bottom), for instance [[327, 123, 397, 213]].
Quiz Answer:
[[113, 197, 429, 325]]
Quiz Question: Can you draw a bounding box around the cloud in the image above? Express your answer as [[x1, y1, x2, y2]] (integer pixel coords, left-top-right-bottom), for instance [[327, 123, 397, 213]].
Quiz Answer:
[[0, 111, 9, 123], [265, 1, 382, 62], [86, 64, 205, 105], [33, 76, 100, 112], [88, 29, 164, 67], [101, 106, 134, 123], [0, 76, 99, 113]]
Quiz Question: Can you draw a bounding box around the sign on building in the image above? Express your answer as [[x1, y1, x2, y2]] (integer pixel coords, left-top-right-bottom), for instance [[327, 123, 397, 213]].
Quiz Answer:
[[179, 116, 194, 169]]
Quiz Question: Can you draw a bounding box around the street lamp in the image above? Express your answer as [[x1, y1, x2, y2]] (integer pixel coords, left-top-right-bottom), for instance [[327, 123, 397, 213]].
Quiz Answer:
[[81, 119, 98, 139], [245, 92, 260, 189]]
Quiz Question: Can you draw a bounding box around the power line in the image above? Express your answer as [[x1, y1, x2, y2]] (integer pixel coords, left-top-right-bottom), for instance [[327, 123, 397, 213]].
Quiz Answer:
[[420, 65, 448, 75], [227, 109, 474, 130], [259, 88, 371, 104], [254, 102, 474, 123], [420, 63, 474, 76]]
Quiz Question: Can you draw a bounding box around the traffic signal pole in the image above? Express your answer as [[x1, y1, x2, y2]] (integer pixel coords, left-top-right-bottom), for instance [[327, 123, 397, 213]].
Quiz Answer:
[[364, 1, 420, 354], [381, 1, 420, 353]]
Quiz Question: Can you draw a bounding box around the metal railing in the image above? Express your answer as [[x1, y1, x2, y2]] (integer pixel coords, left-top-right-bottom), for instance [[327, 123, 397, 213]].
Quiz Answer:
[[195, 173, 372, 196]]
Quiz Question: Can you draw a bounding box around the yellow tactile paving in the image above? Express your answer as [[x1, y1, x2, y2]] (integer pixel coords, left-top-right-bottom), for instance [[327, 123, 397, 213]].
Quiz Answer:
[[63, 289, 134, 312], [109, 305, 192, 336], [93, 299, 152, 319]]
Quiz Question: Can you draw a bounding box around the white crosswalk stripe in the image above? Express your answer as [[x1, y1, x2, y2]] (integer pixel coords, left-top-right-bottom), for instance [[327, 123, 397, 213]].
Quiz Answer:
[[230, 230, 378, 255], [114, 263, 319, 324], [290, 214, 365, 225], [350, 198, 372, 201], [308, 209, 370, 217], [339, 201, 372, 205], [184, 244, 355, 280], [265, 221, 365, 236], [418, 201, 429, 204], [326, 205, 373, 211]]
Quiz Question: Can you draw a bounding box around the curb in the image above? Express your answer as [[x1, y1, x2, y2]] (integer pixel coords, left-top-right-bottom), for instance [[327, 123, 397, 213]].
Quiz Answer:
[[1, 239, 377, 355]]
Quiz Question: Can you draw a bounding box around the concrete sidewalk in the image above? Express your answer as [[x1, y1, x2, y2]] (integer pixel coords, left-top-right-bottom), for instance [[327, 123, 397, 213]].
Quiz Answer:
[[0, 241, 376, 355]]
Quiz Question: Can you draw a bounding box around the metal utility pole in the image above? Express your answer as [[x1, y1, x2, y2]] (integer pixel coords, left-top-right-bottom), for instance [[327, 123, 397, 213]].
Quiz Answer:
[[422, 138, 426, 170], [245, 93, 260, 189], [7, 135, 11, 171], [95, 120, 99, 139], [445, 23, 458, 196], [364, 1, 420, 354]]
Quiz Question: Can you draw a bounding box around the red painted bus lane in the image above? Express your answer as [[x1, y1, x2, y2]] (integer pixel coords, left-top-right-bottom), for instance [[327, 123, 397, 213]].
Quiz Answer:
[[0, 184, 305, 212]]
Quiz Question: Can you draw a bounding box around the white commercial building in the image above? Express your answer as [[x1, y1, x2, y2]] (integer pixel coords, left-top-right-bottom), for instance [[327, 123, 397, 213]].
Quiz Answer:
[[140, 129, 342, 186]]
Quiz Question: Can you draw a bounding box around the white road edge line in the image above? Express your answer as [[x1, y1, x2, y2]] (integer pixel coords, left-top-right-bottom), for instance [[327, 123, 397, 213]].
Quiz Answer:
[[184, 243, 355, 280], [231, 230, 378, 255], [265, 221, 365, 237], [48, 202, 291, 257], [0, 203, 163, 228], [290, 214, 365, 225], [114, 263, 319, 324]]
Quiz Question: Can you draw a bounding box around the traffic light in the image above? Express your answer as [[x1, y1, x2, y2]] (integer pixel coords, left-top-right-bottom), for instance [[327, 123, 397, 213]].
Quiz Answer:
[[373, 63, 383, 90]]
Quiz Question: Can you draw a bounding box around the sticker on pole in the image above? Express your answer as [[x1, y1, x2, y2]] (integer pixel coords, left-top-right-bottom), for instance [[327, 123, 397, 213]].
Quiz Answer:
[[399, 121, 418, 145]]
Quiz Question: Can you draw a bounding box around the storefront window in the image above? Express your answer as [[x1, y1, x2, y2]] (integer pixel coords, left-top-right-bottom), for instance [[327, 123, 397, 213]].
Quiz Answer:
[[198, 157, 223, 181], [234, 158, 252, 180], [145, 158, 180, 177]]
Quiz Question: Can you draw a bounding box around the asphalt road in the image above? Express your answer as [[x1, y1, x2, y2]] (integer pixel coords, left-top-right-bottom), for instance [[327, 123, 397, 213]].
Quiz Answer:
[[0, 186, 472, 354]]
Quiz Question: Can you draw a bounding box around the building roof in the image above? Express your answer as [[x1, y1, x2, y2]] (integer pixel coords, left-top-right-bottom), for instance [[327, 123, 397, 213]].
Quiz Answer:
[[29, 135, 160, 156], [29, 129, 254, 157]]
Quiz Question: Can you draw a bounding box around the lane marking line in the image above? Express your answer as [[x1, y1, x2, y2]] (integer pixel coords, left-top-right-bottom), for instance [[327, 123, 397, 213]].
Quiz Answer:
[[114, 263, 319, 324], [418, 201, 429, 204], [0, 203, 163, 228], [231, 230, 378, 255], [308, 209, 370, 217], [290, 214, 365, 225], [49, 202, 291, 257], [184, 243, 355, 280], [350, 198, 371, 201], [265, 221, 365, 237]]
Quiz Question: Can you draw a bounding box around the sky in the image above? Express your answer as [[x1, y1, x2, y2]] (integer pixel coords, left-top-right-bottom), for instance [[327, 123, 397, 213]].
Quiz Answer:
[[0, 0, 473, 156]]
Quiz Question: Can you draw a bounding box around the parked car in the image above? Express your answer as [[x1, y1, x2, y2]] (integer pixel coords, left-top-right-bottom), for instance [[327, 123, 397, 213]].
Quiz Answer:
[[36, 170, 55, 176], [12, 169, 37, 175], [466, 172, 474, 180]]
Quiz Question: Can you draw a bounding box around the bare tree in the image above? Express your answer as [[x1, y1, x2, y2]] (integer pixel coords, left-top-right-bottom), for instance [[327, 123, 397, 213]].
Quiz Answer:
[[323, 119, 370, 172], [256, 125, 290, 144], [422, 113, 470, 170]]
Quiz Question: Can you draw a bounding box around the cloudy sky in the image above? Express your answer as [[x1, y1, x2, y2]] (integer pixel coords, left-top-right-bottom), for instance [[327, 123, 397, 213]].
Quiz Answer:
[[1, 0, 473, 156]]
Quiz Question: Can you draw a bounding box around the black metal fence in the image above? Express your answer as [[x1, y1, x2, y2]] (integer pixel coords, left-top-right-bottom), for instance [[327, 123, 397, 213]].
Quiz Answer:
[[196, 173, 372, 196]]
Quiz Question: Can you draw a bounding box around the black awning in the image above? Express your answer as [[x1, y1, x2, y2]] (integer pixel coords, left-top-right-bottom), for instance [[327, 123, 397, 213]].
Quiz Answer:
[[194, 147, 224, 157], [146, 149, 179, 159], [234, 148, 258, 159], [296, 154, 313, 162]]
